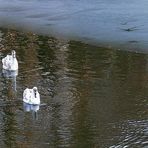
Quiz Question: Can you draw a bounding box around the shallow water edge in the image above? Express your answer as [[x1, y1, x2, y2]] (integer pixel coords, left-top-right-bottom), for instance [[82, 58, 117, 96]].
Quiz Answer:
[[0, 26, 147, 54]]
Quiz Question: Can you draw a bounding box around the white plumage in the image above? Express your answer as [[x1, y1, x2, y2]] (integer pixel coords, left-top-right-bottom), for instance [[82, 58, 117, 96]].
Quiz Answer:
[[2, 50, 18, 71], [23, 87, 40, 105]]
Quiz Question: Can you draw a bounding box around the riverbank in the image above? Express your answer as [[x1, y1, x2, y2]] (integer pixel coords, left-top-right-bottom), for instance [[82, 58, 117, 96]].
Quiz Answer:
[[0, 27, 68, 52], [1, 27, 148, 55]]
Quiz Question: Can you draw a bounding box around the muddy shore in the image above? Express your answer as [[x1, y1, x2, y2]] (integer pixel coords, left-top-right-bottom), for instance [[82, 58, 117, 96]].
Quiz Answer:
[[0, 27, 148, 54]]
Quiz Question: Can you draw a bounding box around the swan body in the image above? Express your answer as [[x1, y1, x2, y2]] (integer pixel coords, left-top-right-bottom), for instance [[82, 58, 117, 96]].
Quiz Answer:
[[2, 50, 18, 71], [23, 87, 40, 105]]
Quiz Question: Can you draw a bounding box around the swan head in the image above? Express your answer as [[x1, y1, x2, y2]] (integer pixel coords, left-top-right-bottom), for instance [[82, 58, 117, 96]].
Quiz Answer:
[[11, 50, 16, 58], [33, 87, 38, 91]]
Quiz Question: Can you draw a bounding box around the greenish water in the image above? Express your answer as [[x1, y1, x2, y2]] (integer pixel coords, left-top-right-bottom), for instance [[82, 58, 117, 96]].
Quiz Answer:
[[0, 28, 148, 148]]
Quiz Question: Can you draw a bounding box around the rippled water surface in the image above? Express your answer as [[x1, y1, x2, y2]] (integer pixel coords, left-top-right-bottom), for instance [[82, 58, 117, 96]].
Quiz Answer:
[[0, 28, 148, 148]]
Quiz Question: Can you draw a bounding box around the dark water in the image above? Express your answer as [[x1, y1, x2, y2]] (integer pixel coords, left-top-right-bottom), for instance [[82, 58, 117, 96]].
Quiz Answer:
[[1, 0, 148, 52], [0, 29, 147, 148]]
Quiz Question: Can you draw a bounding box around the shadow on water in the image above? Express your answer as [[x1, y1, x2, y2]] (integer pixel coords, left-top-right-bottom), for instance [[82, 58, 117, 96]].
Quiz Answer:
[[0, 28, 148, 147]]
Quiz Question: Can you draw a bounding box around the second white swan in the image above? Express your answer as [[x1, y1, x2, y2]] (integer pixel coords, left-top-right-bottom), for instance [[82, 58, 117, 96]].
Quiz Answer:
[[23, 87, 40, 105]]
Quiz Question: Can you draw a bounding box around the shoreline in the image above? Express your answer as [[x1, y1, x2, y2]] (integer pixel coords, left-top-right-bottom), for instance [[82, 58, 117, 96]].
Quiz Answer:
[[0, 27, 148, 54]]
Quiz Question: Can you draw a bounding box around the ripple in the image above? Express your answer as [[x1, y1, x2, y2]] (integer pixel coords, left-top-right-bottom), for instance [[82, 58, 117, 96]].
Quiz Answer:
[[0, 7, 27, 12], [26, 13, 48, 19], [110, 120, 148, 148], [0, 28, 148, 148]]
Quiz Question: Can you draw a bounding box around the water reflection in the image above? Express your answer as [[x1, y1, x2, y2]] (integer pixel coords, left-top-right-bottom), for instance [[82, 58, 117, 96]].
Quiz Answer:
[[2, 69, 18, 78], [23, 102, 40, 120], [0, 75, 17, 101], [23, 102, 40, 112], [0, 28, 148, 148], [1, 105, 18, 148], [2, 69, 18, 92]]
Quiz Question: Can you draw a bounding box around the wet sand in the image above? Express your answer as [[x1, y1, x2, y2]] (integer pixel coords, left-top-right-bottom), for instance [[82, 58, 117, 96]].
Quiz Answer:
[[0, 26, 148, 55]]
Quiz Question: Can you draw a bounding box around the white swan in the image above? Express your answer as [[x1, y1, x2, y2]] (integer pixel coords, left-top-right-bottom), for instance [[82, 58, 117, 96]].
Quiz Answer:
[[23, 87, 40, 105], [2, 50, 18, 71]]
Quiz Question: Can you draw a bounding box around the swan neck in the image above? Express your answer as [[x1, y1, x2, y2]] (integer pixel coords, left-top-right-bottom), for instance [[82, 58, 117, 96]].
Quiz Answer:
[[13, 54, 16, 58], [34, 91, 37, 98]]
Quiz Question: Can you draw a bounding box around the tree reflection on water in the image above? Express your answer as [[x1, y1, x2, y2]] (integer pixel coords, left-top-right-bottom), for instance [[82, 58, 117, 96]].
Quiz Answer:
[[0, 28, 147, 148]]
